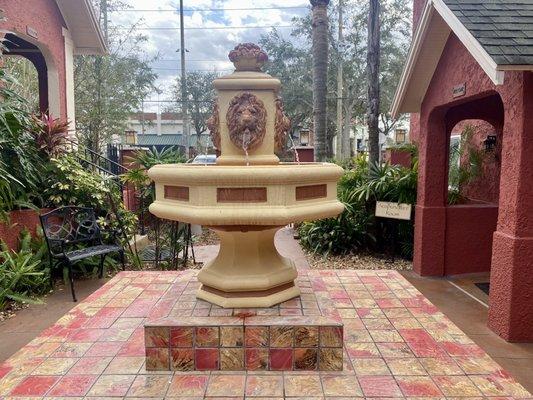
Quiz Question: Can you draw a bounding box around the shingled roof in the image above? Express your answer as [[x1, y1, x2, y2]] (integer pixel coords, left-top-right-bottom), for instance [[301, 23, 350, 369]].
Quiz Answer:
[[443, 0, 533, 65]]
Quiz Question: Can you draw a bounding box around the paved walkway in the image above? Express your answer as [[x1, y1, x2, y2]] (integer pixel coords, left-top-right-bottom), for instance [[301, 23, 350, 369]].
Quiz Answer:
[[0, 266, 531, 398], [0, 280, 105, 361]]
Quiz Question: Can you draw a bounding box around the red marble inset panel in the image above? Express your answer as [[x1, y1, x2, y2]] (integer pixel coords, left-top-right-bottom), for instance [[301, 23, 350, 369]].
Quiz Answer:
[[220, 348, 244, 370], [171, 348, 194, 371], [195, 326, 219, 347], [245, 348, 269, 371], [270, 326, 293, 347], [195, 348, 219, 370], [320, 326, 343, 347], [146, 347, 169, 370], [220, 326, 244, 347], [217, 187, 267, 203], [245, 326, 269, 347], [269, 348, 293, 371], [294, 348, 318, 370], [164, 186, 189, 201], [295, 184, 327, 200], [170, 327, 193, 347], [319, 347, 343, 371], [294, 326, 318, 347]]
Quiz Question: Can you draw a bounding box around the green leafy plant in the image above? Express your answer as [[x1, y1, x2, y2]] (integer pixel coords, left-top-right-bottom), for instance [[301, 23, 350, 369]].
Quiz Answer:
[[299, 189, 374, 256], [299, 153, 418, 259], [0, 230, 51, 309], [46, 154, 117, 208], [448, 125, 486, 205], [0, 56, 46, 214], [133, 147, 186, 169], [45, 154, 138, 247], [30, 114, 69, 158]]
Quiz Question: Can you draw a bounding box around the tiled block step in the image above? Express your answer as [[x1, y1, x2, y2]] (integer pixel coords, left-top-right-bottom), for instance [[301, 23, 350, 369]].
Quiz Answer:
[[144, 316, 343, 372]]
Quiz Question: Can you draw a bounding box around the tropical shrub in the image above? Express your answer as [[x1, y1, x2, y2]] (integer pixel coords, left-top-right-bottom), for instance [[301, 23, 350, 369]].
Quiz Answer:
[[45, 154, 137, 239], [30, 114, 69, 158], [0, 230, 51, 309], [0, 64, 47, 214], [121, 148, 188, 269], [299, 189, 374, 256], [299, 153, 418, 259]]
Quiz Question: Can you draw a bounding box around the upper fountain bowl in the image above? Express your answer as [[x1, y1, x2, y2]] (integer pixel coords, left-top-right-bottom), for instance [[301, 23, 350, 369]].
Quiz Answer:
[[147, 162, 344, 227]]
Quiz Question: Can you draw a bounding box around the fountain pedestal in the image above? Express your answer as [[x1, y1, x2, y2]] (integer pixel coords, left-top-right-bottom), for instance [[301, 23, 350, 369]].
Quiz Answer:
[[148, 43, 344, 309], [197, 226, 300, 308]]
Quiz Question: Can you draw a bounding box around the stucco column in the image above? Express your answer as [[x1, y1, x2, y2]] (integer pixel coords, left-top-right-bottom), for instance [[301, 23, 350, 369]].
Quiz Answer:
[[413, 108, 448, 276], [62, 28, 76, 135], [488, 73, 533, 342]]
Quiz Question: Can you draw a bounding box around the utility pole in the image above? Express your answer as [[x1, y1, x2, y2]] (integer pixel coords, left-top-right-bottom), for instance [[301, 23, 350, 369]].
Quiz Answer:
[[102, 0, 108, 42], [335, 0, 344, 159], [179, 0, 190, 157]]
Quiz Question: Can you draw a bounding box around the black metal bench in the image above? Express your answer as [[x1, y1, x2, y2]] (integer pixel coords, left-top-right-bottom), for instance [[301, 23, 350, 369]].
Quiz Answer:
[[40, 206, 125, 302]]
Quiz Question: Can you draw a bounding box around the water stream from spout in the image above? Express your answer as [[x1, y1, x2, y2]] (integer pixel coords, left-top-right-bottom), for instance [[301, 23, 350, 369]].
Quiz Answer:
[[243, 131, 250, 166], [288, 133, 301, 164]]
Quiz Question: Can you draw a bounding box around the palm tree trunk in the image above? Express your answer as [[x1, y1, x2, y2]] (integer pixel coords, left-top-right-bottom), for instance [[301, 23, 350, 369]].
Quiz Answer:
[[367, 0, 381, 165], [310, 0, 330, 161]]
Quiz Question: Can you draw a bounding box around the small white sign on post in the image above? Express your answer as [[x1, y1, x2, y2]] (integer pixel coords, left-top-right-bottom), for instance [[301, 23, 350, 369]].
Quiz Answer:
[[375, 201, 412, 220]]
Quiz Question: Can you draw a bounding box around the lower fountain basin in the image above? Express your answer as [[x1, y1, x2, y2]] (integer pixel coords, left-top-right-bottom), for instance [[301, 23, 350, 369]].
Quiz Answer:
[[148, 162, 344, 226]]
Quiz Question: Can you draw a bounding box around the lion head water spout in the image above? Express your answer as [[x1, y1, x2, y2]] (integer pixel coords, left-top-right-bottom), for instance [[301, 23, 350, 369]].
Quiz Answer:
[[148, 43, 344, 308]]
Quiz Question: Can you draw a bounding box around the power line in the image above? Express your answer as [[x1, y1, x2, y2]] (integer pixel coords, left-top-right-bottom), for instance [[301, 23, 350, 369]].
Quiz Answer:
[[153, 59, 232, 62], [152, 68, 232, 71], [115, 25, 293, 31], [110, 6, 308, 12]]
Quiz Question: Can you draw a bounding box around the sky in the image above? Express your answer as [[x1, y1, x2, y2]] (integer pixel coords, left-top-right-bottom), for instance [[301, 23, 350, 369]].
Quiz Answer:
[[109, 0, 311, 112]]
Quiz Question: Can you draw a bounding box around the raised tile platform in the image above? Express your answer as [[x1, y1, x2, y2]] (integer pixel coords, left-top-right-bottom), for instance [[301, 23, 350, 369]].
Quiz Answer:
[[0, 269, 531, 399], [144, 316, 343, 371]]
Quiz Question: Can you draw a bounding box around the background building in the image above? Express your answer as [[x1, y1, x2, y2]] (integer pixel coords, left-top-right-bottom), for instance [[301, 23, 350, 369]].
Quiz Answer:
[[124, 112, 212, 153]]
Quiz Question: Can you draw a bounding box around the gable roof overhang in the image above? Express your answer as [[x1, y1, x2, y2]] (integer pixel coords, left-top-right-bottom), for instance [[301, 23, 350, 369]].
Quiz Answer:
[[55, 0, 107, 55], [391, 0, 533, 118]]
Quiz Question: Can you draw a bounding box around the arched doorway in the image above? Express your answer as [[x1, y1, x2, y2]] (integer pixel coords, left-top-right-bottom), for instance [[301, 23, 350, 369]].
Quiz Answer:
[[2, 33, 61, 117]]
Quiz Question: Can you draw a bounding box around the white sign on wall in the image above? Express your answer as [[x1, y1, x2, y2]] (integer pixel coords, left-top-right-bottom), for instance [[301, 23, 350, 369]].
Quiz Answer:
[[375, 201, 412, 220]]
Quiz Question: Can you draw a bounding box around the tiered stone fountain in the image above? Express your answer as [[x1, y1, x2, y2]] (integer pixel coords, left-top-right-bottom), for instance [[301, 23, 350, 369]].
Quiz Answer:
[[148, 43, 344, 309]]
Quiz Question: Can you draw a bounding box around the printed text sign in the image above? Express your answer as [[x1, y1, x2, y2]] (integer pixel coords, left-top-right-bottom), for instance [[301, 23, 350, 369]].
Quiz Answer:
[[375, 201, 412, 220]]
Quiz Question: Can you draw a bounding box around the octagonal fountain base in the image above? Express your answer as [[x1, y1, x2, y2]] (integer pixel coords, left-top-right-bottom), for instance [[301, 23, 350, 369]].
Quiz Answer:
[[197, 226, 300, 308], [148, 162, 344, 308]]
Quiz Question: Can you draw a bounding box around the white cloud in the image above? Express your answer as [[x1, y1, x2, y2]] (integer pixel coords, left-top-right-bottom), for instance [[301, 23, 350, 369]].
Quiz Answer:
[[112, 0, 309, 111]]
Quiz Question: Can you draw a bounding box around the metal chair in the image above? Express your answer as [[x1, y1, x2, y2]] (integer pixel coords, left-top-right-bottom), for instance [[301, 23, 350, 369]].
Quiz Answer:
[[40, 206, 125, 302]]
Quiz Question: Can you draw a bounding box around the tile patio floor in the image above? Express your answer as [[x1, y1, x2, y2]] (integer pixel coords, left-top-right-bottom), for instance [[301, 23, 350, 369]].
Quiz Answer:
[[0, 266, 531, 399]]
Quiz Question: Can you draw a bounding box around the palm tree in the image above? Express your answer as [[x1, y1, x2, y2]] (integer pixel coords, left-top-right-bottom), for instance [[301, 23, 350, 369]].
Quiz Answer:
[[310, 0, 330, 161], [367, 0, 381, 165]]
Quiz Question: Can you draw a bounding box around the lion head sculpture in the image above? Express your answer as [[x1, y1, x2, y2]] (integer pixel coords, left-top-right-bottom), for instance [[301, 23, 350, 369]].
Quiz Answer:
[[206, 100, 221, 150], [226, 92, 267, 152], [274, 97, 291, 151]]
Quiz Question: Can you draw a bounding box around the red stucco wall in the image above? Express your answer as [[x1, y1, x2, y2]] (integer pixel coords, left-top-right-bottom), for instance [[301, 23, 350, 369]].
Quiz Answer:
[[413, 30, 533, 341], [451, 119, 502, 204], [409, 0, 427, 143], [0, 0, 68, 119], [384, 149, 412, 168], [444, 204, 498, 275], [0, 209, 50, 250]]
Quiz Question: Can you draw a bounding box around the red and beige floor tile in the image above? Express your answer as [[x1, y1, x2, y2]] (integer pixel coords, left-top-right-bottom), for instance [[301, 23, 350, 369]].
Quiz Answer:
[[0, 269, 529, 399]]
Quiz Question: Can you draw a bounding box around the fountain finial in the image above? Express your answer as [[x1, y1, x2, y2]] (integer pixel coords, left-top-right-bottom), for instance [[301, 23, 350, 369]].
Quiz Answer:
[[229, 43, 268, 72]]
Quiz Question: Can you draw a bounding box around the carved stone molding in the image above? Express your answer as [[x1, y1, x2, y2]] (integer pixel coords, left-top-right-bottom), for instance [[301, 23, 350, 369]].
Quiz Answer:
[[226, 92, 267, 152], [274, 97, 291, 151], [228, 43, 268, 71], [206, 100, 221, 150]]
